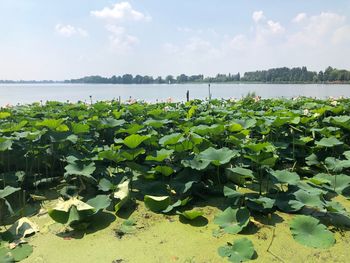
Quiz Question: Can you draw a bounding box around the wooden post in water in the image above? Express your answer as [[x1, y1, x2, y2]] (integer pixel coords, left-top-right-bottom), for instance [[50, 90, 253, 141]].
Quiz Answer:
[[208, 83, 212, 101], [186, 90, 190, 102]]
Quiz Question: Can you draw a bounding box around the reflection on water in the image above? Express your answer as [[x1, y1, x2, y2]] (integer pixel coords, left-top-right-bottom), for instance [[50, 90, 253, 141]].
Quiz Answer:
[[1, 83, 350, 105]]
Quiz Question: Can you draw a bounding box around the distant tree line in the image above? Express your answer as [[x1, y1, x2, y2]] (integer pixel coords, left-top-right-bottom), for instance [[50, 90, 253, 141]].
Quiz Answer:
[[66, 67, 350, 84], [1, 67, 349, 84], [241, 66, 350, 83], [67, 73, 241, 84]]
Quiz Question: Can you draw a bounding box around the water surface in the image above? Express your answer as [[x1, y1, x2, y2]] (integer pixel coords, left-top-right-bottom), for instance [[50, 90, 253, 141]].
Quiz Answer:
[[1, 83, 350, 105]]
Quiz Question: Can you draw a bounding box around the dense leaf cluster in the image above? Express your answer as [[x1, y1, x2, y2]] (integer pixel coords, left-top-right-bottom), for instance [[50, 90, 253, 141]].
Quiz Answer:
[[0, 97, 350, 259]]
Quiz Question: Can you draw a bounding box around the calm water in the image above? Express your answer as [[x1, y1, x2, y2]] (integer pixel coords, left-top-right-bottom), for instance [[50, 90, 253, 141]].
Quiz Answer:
[[1, 83, 350, 105]]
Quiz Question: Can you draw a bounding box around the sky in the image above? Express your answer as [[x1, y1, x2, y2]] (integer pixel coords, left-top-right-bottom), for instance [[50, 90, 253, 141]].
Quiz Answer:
[[1, 0, 350, 80]]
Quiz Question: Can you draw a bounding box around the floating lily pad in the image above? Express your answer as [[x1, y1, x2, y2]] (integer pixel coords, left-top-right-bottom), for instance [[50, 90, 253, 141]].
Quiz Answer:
[[289, 215, 335, 249], [214, 207, 250, 234], [177, 209, 204, 220], [218, 238, 255, 263]]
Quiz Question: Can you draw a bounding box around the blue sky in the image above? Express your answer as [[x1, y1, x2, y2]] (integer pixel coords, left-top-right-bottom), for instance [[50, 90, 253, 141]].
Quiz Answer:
[[1, 0, 350, 80]]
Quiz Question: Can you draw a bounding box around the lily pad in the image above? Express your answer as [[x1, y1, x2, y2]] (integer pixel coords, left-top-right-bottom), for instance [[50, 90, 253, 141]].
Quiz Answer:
[[218, 238, 255, 263], [177, 210, 204, 220], [289, 215, 335, 249], [214, 207, 250, 234], [144, 195, 171, 212]]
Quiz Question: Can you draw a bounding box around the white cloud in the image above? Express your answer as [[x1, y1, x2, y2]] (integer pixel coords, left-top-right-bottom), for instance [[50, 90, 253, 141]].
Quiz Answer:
[[288, 12, 347, 47], [228, 34, 248, 50], [332, 25, 350, 44], [252, 11, 265, 23], [293, 13, 307, 23], [105, 24, 139, 51], [91, 2, 151, 22], [55, 24, 88, 37], [267, 20, 285, 34]]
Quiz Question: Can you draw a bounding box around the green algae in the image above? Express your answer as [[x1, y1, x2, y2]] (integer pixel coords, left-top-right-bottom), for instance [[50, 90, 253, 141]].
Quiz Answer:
[[18, 198, 350, 263]]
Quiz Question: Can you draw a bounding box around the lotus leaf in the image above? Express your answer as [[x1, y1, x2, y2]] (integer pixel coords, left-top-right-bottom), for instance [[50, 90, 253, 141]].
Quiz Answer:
[[146, 149, 174, 162], [270, 169, 300, 185], [177, 209, 204, 220], [123, 134, 150, 149], [315, 137, 343, 147], [289, 215, 335, 248], [197, 147, 238, 166], [214, 207, 250, 234], [144, 195, 171, 212], [218, 238, 255, 263]]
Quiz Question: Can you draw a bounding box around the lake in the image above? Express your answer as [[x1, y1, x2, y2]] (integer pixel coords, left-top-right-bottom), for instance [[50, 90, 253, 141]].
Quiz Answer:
[[1, 83, 350, 105]]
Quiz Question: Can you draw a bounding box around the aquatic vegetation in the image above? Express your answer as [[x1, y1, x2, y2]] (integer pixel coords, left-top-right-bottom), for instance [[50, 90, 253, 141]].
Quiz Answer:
[[1, 97, 350, 261]]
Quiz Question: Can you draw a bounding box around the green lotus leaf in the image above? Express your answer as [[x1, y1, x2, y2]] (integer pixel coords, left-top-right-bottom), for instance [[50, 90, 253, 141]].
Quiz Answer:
[[305, 153, 320, 166], [118, 123, 144, 134], [246, 196, 275, 213], [181, 158, 210, 170], [325, 201, 347, 214], [0, 138, 12, 151], [0, 120, 27, 133], [144, 119, 171, 128], [214, 207, 250, 234], [146, 149, 174, 162], [159, 133, 183, 146], [275, 193, 304, 213], [71, 123, 90, 134], [152, 165, 174, 176], [120, 148, 145, 160], [0, 112, 11, 119], [123, 134, 150, 149], [226, 167, 254, 185], [313, 173, 350, 194], [36, 118, 65, 130], [64, 162, 96, 180], [344, 151, 350, 160], [289, 215, 335, 249], [86, 195, 111, 211], [270, 169, 300, 185], [245, 142, 272, 152], [144, 195, 171, 212], [315, 137, 343, 147], [325, 157, 350, 173], [294, 189, 324, 210], [48, 197, 95, 226], [99, 118, 125, 128], [177, 209, 204, 220], [227, 122, 244, 132], [0, 247, 14, 262], [11, 244, 33, 262], [218, 238, 255, 263], [198, 147, 238, 166], [98, 178, 114, 192], [245, 152, 278, 167], [98, 150, 125, 163], [0, 186, 20, 199], [223, 186, 243, 199]]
